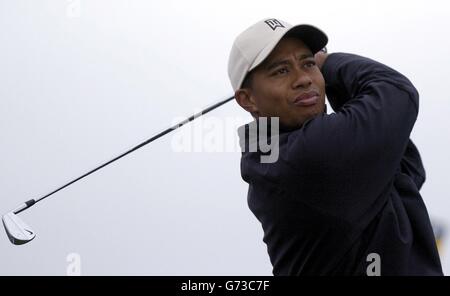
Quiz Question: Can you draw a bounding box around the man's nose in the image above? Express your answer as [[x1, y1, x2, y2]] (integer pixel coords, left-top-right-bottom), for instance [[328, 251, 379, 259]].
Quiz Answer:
[[291, 67, 312, 89]]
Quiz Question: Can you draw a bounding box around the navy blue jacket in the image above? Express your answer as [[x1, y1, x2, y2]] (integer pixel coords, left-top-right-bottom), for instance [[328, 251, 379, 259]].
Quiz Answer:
[[238, 53, 443, 275]]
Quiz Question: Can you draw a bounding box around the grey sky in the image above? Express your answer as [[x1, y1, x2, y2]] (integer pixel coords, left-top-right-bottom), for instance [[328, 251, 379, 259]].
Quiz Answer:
[[1, 0, 449, 275]]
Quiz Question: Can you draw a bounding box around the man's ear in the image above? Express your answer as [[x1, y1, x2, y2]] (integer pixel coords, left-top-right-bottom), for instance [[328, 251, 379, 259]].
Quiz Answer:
[[234, 89, 259, 116]]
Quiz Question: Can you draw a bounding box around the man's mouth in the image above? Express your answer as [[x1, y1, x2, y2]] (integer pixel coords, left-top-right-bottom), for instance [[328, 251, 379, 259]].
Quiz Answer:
[[293, 91, 319, 107]]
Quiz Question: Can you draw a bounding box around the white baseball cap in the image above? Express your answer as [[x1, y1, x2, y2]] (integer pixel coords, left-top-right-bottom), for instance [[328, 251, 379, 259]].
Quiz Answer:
[[228, 18, 328, 92]]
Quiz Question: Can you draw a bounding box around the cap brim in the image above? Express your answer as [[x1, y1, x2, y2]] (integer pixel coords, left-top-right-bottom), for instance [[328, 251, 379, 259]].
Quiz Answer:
[[285, 24, 328, 54], [249, 24, 328, 72]]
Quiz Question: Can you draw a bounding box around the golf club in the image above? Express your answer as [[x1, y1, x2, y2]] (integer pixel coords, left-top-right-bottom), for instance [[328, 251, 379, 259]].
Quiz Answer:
[[2, 95, 235, 245]]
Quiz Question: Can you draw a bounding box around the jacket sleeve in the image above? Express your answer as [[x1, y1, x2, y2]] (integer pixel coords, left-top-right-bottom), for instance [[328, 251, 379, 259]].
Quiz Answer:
[[280, 53, 419, 222], [400, 139, 426, 191]]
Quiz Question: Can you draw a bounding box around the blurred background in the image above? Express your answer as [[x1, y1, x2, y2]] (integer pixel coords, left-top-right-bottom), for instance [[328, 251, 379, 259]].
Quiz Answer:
[[0, 0, 448, 275]]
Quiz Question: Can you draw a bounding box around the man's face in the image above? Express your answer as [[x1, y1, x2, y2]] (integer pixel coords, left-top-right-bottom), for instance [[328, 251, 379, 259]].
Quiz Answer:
[[235, 37, 326, 128]]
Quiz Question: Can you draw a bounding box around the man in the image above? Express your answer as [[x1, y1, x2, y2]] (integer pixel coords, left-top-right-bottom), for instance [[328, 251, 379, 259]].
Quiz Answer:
[[228, 18, 443, 275]]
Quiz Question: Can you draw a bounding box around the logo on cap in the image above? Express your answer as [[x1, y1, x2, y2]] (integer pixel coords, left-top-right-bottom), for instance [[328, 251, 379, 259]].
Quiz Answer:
[[264, 19, 285, 31]]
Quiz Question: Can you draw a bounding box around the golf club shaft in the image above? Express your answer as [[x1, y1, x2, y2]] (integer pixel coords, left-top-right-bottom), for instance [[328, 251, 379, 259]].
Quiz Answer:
[[14, 95, 235, 215]]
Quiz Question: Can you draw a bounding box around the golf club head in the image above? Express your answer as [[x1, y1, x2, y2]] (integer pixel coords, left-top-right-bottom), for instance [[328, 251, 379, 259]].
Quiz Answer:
[[2, 212, 35, 245]]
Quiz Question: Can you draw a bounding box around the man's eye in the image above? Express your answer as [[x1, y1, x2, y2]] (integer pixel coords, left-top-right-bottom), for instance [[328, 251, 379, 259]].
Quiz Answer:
[[273, 68, 289, 75], [304, 60, 317, 68]]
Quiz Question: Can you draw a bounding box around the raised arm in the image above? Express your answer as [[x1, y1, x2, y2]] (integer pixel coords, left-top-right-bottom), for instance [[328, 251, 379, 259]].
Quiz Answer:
[[280, 53, 419, 222]]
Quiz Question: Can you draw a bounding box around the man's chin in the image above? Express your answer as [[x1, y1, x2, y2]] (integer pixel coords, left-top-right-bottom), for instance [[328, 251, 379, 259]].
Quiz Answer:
[[294, 107, 326, 128]]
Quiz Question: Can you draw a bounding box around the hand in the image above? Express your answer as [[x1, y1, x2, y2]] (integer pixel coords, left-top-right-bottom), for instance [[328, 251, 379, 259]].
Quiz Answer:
[[314, 47, 328, 70]]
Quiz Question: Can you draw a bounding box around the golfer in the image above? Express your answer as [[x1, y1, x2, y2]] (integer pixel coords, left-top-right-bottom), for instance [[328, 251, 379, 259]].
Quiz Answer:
[[228, 18, 443, 275]]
